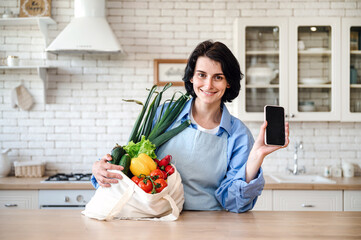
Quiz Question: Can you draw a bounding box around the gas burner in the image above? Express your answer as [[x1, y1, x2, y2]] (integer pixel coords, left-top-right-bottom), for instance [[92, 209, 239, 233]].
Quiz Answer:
[[44, 173, 92, 182]]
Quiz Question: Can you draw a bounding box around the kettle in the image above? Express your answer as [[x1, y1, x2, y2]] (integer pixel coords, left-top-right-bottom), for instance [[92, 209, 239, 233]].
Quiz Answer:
[[0, 149, 11, 177]]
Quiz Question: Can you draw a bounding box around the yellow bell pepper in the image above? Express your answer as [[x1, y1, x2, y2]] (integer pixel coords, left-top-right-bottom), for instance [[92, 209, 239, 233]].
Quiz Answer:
[[130, 153, 157, 177]]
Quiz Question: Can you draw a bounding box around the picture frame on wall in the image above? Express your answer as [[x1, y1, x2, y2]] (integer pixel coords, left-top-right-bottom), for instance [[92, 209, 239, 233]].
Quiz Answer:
[[19, 0, 52, 17], [154, 59, 187, 86]]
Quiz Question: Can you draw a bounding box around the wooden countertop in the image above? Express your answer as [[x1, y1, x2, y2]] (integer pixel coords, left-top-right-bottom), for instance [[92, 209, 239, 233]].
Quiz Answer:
[[1, 175, 361, 190], [0, 209, 360, 240]]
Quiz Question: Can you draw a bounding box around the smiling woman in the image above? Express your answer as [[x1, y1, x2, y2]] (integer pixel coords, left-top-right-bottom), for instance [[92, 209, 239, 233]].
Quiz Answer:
[[92, 40, 289, 213]]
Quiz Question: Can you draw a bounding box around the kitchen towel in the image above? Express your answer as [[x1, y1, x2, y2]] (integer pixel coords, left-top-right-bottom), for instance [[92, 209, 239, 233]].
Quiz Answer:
[[82, 164, 184, 221], [11, 84, 34, 111]]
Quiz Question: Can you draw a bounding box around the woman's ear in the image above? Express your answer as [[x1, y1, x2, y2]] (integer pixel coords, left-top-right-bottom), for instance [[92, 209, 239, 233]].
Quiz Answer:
[[227, 83, 230, 88], [190, 78, 193, 83]]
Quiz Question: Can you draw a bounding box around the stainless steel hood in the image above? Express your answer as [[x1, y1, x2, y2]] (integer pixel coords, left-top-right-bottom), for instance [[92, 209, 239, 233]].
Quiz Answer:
[[46, 0, 122, 54]]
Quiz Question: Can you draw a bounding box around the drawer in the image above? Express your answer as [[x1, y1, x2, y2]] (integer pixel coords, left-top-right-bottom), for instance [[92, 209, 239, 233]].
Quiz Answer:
[[273, 190, 343, 211], [344, 190, 361, 211], [252, 190, 272, 211], [0, 190, 38, 209]]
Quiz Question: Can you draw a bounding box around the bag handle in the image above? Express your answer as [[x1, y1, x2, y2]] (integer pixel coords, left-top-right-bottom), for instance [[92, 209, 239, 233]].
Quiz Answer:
[[157, 194, 180, 221], [105, 183, 135, 221]]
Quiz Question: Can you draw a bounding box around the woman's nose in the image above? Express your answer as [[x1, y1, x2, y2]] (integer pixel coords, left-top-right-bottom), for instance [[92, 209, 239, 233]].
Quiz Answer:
[[204, 76, 213, 88]]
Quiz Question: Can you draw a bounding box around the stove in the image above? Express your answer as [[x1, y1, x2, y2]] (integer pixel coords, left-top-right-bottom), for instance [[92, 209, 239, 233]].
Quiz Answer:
[[42, 173, 92, 183]]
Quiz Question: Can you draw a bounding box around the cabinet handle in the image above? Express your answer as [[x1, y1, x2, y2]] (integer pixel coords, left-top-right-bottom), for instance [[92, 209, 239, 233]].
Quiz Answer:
[[5, 203, 18, 207], [290, 113, 295, 118], [301, 204, 314, 208]]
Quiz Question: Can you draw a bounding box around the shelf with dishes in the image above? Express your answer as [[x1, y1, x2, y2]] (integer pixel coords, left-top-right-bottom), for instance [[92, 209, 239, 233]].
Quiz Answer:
[[351, 50, 361, 55], [246, 50, 279, 56], [298, 48, 331, 56], [246, 84, 279, 88], [297, 78, 331, 88]]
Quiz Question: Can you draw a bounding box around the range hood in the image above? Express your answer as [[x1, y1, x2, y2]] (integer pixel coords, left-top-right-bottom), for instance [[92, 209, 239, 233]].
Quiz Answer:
[[46, 0, 122, 54]]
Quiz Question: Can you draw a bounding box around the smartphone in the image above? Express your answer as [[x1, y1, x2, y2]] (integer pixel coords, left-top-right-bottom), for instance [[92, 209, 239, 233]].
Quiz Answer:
[[264, 105, 285, 146]]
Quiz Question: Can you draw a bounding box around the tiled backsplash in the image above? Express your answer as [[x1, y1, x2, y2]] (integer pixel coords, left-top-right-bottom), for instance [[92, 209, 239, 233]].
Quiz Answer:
[[1, 0, 360, 176]]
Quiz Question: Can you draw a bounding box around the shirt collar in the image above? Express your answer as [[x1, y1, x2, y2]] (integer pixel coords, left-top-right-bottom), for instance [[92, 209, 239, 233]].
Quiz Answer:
[[177, 98, 232, 136]]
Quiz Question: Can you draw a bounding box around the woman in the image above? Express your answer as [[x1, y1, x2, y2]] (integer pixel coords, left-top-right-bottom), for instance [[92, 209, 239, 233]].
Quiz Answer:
[[92, 40, 289, 213]]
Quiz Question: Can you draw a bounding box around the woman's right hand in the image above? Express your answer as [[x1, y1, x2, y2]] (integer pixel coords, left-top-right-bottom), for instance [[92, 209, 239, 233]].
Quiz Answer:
[[92, 154, 124, 187]]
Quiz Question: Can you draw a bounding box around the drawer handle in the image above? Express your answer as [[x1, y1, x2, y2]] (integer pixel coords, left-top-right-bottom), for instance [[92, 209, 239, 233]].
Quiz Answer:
[[5, 203, 18, 207], [301, 204, 314, 208]]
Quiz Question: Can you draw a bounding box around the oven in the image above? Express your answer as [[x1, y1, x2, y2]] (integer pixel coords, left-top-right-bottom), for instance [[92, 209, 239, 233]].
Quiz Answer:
[[40, 173, 95, 209]]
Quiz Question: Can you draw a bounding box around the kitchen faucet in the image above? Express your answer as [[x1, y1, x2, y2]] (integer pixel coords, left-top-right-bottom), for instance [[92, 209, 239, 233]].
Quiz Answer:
[[288, 141, 305, 175]]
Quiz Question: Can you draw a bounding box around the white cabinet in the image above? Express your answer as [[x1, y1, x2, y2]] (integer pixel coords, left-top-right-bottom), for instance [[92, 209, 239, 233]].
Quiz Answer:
[[341, 18, 361, 121], [252, 190, 273, 211], [233, 17, 341, 121], [344, 190, 361, 211], [0, 190, 38, 209], [273, 190, 343, 211]]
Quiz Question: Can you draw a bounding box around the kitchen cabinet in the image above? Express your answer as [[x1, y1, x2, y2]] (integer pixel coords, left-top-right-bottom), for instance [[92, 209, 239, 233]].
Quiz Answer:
[[252, 189, 273, 211], [273, 190, 343, 211], [0, 190, 38, 209], [341, 18, 361, 121], [344, 190, 361, 211], [0, 17, 56, 103], [233, 17, 341, 121]]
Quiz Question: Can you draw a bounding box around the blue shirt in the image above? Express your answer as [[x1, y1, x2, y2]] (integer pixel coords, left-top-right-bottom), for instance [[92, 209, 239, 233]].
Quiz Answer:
[[91, 98, 265, 213]]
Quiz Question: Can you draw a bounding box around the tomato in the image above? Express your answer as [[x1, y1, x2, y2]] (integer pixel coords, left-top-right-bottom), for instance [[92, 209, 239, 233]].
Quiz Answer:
[[154, 179, 168, 193], [154, 158, 160, 165], [161, 170, 168, 180], [158, 155, 172, 167], [165, 165, 175, 176], [138, 178, 153, 193], [131, 176, 142, 184], [150, 169, 165, 180]]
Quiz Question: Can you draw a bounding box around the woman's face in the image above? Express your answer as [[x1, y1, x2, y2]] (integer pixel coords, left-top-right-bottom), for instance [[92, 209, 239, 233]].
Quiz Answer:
[[191, 56, 230, 106]]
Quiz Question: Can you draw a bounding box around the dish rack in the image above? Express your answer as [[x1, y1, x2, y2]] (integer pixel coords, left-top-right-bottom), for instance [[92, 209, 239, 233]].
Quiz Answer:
[[14, 161, 45, 177]]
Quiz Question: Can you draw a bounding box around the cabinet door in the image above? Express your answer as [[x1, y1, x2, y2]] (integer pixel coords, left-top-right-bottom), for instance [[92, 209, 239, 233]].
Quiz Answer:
[[0, 190, 38, 209], [341, 18, 361, 121], [344, 190, 361, 211], [289, 18, 341, 121], [233, 18, 288, 121], [273, 190, 342, 211], [252, 190, 273, 211]]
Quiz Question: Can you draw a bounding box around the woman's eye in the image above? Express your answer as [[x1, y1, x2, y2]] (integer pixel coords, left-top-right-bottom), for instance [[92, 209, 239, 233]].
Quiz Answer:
[[215, 75, 224, 81], [198, 73, 206, 78]]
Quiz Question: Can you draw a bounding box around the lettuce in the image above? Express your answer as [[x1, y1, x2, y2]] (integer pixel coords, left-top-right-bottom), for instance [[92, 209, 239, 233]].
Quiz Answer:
[[124, 136, 157, 159]]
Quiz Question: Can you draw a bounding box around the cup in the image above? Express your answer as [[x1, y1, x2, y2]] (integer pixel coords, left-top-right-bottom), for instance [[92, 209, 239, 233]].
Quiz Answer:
[[342, 162, 354, 178], [6, 56, 19, 66], [298, 41, 305, 50]]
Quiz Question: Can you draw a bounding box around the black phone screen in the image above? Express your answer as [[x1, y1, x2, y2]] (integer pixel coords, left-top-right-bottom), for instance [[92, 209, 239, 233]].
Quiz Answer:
[[265, 105, 285, 146]]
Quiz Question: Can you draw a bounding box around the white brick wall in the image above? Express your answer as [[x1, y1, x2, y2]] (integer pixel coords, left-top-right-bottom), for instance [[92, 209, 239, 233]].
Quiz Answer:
[[1, 0, 361, 176]]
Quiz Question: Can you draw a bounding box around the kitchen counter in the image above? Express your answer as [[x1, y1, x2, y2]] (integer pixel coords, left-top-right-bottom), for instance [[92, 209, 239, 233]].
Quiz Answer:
[[0, 209, 360, 239], [1, 175, 361, 190], [0, 175, 361, 190]]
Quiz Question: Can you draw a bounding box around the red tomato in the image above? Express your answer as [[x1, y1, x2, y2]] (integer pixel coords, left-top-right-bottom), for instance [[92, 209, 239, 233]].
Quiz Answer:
[[150, 169, 165, 180], [154, 158, 160, 165], [158, 155, 172, 167], [165, 165, 175, 176], [138, 178, 153, 193], [161, 170, 168, 180], [131, 176, 142, 184], [154, 179, 168, 193]]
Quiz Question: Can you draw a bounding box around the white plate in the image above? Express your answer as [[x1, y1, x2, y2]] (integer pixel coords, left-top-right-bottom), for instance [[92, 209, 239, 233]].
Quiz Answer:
[[299, 105, 316, 112], [305, 47, 328, 52], [299, 78, 330, 85]]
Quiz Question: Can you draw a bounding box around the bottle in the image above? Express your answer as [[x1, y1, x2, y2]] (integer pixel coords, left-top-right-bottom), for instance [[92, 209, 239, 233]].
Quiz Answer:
[[350, 65, 357, 84]]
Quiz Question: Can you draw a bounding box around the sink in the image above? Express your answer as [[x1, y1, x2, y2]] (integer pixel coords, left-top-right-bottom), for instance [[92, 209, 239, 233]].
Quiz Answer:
[[269, 174, 336, 184]]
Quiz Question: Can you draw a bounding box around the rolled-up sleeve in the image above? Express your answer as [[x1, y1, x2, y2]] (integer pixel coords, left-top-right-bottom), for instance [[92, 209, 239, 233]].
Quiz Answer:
[[215, 118, 265, 213]]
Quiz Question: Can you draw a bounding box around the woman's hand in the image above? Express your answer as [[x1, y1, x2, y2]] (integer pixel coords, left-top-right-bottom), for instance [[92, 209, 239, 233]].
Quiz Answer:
[[92, 154, 124, 187], [253, 121, 289, 158], [246, 121, 289, 182]]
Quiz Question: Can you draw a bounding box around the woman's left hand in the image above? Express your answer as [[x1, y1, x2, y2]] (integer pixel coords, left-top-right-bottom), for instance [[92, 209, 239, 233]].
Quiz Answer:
[[254, 121, 289, 158]]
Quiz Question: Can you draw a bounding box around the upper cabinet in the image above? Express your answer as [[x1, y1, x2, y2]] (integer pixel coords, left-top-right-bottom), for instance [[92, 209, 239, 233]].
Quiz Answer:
[[234, 17, 343, 122], [341, 18, 361, 122]]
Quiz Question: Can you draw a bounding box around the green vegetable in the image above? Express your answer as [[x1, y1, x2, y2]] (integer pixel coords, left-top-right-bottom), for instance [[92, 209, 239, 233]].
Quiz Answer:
[[119, 154, 131, 177], [151, 120, 191, 148], [110, 144, 126, 165], [124, 136, 157, 159]]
